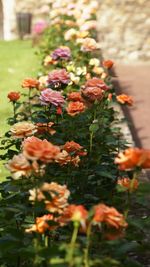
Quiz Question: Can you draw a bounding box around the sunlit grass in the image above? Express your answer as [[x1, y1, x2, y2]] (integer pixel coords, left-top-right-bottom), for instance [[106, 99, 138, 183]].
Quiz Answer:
[[0, 40, 39, 180]]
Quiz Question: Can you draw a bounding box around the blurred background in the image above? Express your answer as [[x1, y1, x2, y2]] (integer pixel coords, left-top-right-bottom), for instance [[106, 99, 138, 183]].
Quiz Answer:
[[0, 0, 150, 148]]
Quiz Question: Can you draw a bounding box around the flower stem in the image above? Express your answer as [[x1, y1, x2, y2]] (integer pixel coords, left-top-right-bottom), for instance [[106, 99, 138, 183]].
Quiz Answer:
[[12, 102, 16, 123], [84, 223, 92, 267], [67, 221, 79, 266], [45, 235, 49, 247]]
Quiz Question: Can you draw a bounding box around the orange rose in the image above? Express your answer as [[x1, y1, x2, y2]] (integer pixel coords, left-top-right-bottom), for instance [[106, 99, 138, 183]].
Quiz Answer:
[[6, 153, 32, 179], [10, 121, 37, 139], [22, 78, 39, 89], [25, 214, 57, 234], [93, 204, 128, 229], [116, 94, 133, 106], [115, 148, 150, 170], [23, 136, 60, 163], [67, 92, 83, 102], [102, 60, 114, 69], [60, 205, 88, 226], [63, 141, 86, 156], [66, 101, 86, 116], [7, 91, 20, 102]]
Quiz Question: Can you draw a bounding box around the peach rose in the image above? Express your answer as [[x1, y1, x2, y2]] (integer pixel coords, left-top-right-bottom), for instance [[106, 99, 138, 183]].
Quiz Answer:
[[38, 75, 48, 90], [55, 150, 81, 167], [116, 94, 133, 106], [10, 121, 37, 139], [81, 38, 99, 52], [6, 154, 32, 179], [23, 136, 60, 163], [93, 204, 128, 229], [7, 91, 20, 102], [64, 28, 78, 41], [66, 101, 86, 116], [29, 182, 70, 214], [92, 66, 104, 75], [22, 78, 39, 89]]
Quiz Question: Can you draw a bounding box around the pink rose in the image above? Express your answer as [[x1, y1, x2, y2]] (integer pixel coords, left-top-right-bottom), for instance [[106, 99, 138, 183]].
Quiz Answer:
[[40, 88, 65, 107]]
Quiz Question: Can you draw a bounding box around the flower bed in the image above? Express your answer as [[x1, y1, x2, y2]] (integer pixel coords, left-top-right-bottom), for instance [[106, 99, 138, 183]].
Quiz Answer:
[[0, 1, 150, 266]]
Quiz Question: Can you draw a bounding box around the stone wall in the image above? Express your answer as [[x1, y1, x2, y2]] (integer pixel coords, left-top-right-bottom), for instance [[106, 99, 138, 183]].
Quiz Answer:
[[97, 0, 150, 62], [15, 0, 50, 22], [1, 0, 51, 40]]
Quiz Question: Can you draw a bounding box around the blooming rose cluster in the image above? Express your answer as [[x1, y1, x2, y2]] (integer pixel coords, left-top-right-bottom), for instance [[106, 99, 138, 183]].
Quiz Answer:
[[55, 141, 87, 167], [81, 77, 109, 103], [6, 0, 134, 247], [66, 90, 87, 116], [26, 182, 127, 233]]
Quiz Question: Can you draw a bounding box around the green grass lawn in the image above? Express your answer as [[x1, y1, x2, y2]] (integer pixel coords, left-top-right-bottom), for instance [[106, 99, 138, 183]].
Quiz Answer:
[[0, 40, 39, 179]]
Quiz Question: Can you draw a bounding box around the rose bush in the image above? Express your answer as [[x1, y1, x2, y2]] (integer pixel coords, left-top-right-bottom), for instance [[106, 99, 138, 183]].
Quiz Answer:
[[0, 0, 150, 266]]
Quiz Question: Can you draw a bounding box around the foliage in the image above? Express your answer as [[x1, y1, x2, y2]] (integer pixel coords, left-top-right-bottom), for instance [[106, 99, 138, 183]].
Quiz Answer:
[[0, 1, 149, 267]]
